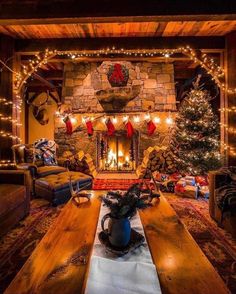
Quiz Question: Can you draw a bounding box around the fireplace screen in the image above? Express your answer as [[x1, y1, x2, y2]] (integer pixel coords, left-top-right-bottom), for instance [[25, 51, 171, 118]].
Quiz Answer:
[[97, 131, 138, 172]]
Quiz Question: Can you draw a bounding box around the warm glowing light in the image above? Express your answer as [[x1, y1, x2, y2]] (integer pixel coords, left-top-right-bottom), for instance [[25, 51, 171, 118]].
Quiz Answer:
[[144, 113, 151, 120], [166, 116, 173, 125], [123, 115, 128, 122], [134, 116, 140, 123], [125, 156, 129, 161], [70, 117, 77, 124], [154, 116, 161, 123], [118, 150, 124, 157], [102, 117, 107, 124], [112, 117, 117, 124]]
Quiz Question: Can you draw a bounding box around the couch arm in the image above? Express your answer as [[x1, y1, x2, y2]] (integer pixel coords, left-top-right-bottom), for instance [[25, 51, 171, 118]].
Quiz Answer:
[[16, 163, 38, 179], [0, 170, 28, 184], [0, 170, 31, 208], [209, 170, 230, 221]]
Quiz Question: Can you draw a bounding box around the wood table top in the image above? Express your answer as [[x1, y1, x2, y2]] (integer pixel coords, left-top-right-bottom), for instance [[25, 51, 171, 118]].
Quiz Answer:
[[4, 191, 229, 294]]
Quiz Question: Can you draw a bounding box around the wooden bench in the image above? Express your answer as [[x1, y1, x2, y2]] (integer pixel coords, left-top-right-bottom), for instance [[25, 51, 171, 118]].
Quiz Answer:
[[4, 191, 229, 294]]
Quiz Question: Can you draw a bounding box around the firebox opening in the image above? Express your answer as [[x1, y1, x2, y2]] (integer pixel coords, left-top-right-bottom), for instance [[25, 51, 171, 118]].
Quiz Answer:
[[97, 131, 138, 173]]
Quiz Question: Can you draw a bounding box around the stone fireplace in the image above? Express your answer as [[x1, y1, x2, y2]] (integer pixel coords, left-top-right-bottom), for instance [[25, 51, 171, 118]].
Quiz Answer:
[[55, 60, 176, 176]]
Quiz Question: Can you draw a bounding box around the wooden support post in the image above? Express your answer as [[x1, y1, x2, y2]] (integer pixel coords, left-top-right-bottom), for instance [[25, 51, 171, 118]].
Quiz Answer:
[[226, 32, 236, 166], [0, 34, 14, 161]]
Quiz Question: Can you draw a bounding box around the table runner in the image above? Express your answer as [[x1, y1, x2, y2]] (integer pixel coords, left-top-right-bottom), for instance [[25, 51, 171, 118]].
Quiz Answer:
[[85, 204, 162, 294]]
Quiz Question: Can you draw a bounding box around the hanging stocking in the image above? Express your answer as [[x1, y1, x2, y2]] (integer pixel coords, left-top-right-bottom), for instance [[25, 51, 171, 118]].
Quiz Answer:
[[85, 117, 93, 137], [125, 120, 134, 138], [105, 118, 115, 136], [63, 115, 73, 135], [147, 120, 156, 136]]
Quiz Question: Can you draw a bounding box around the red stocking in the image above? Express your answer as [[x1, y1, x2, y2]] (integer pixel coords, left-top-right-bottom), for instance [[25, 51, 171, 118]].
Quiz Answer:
[[125, 121, 134, 138], [63, 116, 73, 135], [147, 120, 156, 136], [106, 118, 115, 136], [85, 118, 93, 137]]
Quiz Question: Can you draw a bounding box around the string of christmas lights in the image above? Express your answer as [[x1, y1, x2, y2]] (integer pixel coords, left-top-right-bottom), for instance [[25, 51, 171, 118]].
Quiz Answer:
[[0, 45, 234, 166], [219, 107, 236, 113], [55, 111, 175, 127], [62, 46, 227, 92]]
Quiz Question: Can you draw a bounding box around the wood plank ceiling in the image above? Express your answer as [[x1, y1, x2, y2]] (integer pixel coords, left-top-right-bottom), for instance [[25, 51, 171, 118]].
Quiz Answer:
[[1, 21, 236, 39]]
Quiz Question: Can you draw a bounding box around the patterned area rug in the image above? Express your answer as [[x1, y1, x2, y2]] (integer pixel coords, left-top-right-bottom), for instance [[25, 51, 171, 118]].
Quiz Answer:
[[164, 193, 236, 294], [0, 200, 63, 294], [92, 179, 146, 190], [0, 193, 235, 293]]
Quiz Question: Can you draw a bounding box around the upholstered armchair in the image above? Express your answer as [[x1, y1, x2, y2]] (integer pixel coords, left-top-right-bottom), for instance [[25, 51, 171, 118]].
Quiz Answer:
[[12, 144, 68, 195], [209, 169, 236, 238], [12, 144, 37, 179]]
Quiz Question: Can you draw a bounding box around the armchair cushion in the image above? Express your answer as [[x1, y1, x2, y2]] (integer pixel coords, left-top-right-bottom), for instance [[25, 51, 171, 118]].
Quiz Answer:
[[36, 171, 92, 191], [37, 165, 67, 177]]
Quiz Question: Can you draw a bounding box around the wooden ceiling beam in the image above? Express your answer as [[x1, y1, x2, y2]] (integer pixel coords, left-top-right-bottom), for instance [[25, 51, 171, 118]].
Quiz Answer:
[[0, 1, 236, 25], [44, 70, 63, 80], [15, 37, 225, 53], [31, 72, 57, 89], [1, 15, 236, 26]]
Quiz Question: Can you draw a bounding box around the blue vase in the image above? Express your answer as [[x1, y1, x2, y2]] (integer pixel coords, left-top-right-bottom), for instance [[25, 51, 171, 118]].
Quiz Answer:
[[101, 213, 131, 248]]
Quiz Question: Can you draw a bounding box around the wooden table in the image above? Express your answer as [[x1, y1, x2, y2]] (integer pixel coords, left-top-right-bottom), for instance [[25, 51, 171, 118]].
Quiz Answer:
[[4, 191, 229, 294]]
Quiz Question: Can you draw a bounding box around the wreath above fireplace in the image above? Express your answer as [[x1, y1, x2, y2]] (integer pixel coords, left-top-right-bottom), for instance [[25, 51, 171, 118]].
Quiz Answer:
[[107, 63, 129, 87]]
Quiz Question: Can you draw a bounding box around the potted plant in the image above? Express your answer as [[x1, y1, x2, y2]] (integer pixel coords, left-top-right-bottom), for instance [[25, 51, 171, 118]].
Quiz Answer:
[[100, 183, 154, 248]]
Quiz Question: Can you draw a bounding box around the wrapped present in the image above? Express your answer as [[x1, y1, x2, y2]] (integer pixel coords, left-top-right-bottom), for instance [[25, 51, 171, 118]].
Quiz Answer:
[[184, 176, 196, 186], [195, 176, 209, 186], [170, 173, 182, 181], [175, 185, 198, 199], [176, 179, 186, 187], [160, 180, 177, 193], [199, 186, 209, 198], [175, 183, 186, 193]]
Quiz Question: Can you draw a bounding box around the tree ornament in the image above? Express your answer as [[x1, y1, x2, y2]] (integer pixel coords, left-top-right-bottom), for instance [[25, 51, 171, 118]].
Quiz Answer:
[[63, 115, 73, 135], [125, 120, 134, 138], [105, 118, 115, 136], [107, 63, 129, 87], [84, 117, 93, 137]]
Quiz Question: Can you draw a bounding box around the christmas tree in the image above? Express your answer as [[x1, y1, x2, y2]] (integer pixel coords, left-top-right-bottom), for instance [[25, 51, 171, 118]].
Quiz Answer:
[[174, 81, 221, 175]]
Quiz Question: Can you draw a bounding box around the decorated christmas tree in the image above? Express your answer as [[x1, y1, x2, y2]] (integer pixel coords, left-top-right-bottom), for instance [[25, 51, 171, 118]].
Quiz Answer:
[[174, 80, 221, 175]]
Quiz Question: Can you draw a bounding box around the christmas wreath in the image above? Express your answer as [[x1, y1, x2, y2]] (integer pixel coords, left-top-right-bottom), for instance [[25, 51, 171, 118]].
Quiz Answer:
[[107, 63, 129, 87]]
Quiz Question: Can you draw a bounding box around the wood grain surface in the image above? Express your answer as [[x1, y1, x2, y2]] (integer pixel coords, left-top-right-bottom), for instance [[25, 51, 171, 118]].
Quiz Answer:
[[1, 21, 236, 39], [139, 195, 229, 294], [4, 191, 104, 294], [5, 191, 229, 294]]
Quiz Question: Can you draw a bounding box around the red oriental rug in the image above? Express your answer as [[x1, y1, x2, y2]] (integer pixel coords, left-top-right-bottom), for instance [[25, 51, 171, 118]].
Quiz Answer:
[[164, 193, 236, 293], [92, 179, 145, 190]]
